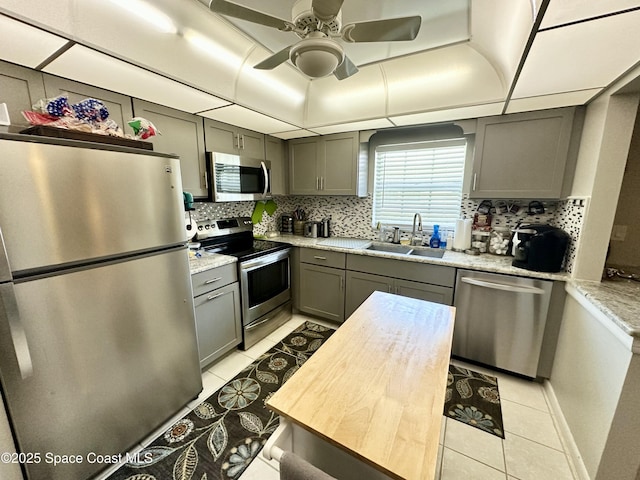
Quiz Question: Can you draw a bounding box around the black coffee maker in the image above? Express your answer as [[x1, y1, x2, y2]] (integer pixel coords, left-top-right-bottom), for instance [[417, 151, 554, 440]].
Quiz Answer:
[[511, 224, 570, 273]]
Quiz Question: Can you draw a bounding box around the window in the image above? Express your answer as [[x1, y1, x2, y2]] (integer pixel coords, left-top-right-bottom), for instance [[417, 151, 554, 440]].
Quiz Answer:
[[372, 138, 466, 229]]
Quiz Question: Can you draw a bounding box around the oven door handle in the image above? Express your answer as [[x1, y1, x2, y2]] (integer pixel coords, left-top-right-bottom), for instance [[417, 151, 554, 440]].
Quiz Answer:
[[261, 161, 269, 198], [245, 315, 273, 331], [240, 248, 290, 272]]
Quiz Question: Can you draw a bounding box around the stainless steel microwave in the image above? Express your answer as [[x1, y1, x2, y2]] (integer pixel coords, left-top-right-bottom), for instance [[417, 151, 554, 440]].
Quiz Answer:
[[207, 152, 271, 202]]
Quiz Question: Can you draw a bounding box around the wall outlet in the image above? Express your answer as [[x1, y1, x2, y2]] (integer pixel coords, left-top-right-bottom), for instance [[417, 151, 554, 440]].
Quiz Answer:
[[611, 225, 628, 241]]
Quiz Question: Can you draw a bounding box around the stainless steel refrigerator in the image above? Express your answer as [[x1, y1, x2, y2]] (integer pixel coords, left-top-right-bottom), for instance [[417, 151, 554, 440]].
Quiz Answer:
[[0, 134, 203, 480]]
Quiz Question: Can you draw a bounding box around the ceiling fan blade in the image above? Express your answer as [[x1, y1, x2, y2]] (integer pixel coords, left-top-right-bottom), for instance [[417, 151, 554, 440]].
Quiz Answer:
[[333, 55, 359, 80], [342, 16, 422, 42], [312, 0, 344, 22], [205, 0, 292, 30], [254, 46, 292, 70]]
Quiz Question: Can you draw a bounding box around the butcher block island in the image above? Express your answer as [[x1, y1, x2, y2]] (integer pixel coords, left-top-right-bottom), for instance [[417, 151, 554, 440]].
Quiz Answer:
[[266, 291, 456, 480]]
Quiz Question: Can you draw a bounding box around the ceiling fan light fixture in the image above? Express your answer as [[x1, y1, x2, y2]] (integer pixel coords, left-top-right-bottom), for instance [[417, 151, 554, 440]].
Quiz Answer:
[[290, 37, 344, 78]]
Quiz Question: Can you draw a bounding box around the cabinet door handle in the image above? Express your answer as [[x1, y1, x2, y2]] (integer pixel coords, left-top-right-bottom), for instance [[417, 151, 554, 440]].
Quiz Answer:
[[207, 292, 225, 301], [313, 256, 327, 260], [240, 134, 245, 150], [388, 285, 392, 293], [203, 171, 209, 189], [204, 277, 222, 284], [316, 177, 320, 190], [320, 176, 324, 190], [472, 173, 477, 191]]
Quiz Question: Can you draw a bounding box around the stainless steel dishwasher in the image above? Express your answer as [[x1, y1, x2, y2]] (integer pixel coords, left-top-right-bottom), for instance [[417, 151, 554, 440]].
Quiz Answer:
[[452, 269, 553, 378]]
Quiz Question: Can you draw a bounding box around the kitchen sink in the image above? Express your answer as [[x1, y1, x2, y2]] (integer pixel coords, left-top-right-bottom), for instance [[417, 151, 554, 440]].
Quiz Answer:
[[365, 243, 446, 258], [408, 247, 446, 259], [365, 244, 413, 254]]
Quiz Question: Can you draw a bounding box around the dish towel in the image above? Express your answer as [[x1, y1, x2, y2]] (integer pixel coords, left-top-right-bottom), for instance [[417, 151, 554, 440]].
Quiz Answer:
[[280, 451, 338, 480]]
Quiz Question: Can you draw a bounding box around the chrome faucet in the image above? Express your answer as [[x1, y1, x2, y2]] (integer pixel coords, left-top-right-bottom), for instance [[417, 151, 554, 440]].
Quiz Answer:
[[411, 213, 422, 245]]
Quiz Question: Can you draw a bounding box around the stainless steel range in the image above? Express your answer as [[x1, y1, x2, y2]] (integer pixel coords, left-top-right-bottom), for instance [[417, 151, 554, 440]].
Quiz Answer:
[[197, 217, 292, 349]]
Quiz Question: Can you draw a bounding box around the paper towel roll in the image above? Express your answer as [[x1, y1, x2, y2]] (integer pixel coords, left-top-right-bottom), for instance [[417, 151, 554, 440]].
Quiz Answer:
[[453, 219, 472, 251]]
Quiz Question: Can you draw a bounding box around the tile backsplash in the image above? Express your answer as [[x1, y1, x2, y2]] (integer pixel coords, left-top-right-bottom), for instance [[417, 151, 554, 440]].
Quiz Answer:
[[190, 195, 588, 274]]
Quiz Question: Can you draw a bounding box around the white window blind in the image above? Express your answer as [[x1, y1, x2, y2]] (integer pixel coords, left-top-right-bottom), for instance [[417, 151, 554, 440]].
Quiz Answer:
[[372, 139, 466, 228]]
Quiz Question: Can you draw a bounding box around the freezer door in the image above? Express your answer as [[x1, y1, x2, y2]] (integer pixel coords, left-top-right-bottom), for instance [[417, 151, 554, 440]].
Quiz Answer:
[[0, 138, 185, 274], [0, 248, 202, 480]]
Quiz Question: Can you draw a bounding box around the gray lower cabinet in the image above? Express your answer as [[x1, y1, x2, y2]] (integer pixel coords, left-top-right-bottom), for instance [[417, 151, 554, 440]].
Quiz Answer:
[[345, 271, 454, 318], [344, 254, 455, 318], [133, 99, 207, 198], [192, 265, 242, 369], [298, 248, 346, 322]]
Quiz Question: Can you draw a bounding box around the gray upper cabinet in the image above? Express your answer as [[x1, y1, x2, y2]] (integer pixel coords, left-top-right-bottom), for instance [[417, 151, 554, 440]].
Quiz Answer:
[[265, 135, 287, 195], [132, 99, 207, 198], [470, 107, 579, 199], [0, 61, 46, 127], [203, 118, 265, 159], [43, 74, 134, 132], [289, 131, 364, 196]]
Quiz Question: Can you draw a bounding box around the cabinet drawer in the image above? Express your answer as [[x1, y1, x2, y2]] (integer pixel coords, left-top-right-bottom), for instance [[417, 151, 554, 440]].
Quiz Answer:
[[300, 248, 346, 269], [191, 263, 237, 297], [346, 254, 455, 287]]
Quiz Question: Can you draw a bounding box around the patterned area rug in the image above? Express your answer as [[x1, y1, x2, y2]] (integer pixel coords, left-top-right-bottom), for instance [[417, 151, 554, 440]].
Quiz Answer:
[[108, 321, 335, 480], [445, 364, 504, 438], [109, 323, 504, 480]]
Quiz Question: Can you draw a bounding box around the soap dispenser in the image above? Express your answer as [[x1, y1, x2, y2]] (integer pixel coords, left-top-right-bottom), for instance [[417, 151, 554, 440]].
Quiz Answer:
[[429, 225, 441, 248]]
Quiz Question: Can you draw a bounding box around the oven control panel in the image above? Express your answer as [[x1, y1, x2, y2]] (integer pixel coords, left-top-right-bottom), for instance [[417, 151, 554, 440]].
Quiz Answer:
[[195, 216, 252, 240]]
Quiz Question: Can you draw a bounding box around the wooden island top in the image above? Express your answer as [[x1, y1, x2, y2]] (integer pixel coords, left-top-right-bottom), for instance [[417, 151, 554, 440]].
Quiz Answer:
[[266, 291, 455, 480]]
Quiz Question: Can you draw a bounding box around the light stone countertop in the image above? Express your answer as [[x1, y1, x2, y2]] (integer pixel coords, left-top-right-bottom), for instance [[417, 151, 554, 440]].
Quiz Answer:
[[571, 279, 640, 338], [188, 251, 237, 274], [186, 235, 640, 340], [266, 234, 569, 281]]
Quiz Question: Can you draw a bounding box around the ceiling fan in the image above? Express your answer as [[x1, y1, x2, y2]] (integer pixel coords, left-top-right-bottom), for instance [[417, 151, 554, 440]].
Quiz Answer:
[[200, 0, 422, 80]]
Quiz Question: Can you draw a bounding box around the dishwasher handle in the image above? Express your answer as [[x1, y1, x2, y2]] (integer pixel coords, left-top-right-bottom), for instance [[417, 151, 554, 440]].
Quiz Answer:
[[460, 276, 546, 295]]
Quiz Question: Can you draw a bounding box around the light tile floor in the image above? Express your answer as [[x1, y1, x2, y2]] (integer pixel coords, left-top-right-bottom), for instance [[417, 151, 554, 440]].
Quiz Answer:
[[97, 313, 580, 480]]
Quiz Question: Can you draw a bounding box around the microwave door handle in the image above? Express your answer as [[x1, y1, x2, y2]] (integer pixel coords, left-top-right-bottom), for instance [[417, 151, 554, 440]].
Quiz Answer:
[[261, 161, 269, 197]]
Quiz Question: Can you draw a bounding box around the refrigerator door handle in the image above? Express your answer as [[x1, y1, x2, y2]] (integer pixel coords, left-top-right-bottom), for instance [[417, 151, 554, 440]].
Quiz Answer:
[[0, 226, 12, 282], [0, 283, 34, 379], [460, 276, 546, 295]]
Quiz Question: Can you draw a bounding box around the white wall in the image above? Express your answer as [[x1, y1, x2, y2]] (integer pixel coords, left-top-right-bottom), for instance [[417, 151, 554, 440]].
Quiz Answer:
[[571, 93, 639, 280], [549, 289, 633, 478]]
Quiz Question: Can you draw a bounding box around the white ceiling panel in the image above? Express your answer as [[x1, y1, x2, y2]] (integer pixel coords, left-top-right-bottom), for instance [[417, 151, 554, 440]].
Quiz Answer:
[[235, 46, 308, 126], [199, 104, 300, 134], [389, 103, 504, 126], [62, 0, 255, 102], [43, 45, 230, 113], [506, 89, 600, 114], [513, 9, 640, 99], [310, 118, 394, 135], [305, 64, 386, 127], [541, 0, 640, 29], [385, 45, 506, 116], [270, 129, 319, 140], [0, 14, 69, 68]]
